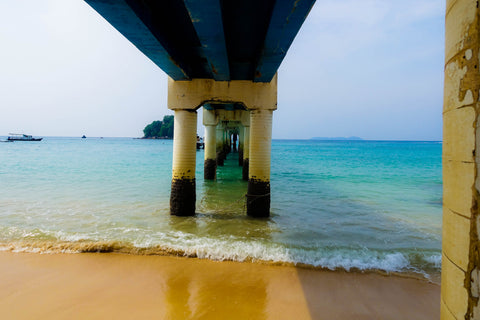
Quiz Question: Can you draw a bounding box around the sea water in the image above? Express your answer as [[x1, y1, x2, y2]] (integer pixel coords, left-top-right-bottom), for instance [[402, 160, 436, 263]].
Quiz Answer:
[[0, 138, 442, 280]]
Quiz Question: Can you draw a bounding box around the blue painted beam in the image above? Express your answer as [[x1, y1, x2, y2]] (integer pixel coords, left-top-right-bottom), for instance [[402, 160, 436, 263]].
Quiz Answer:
[[254, 0, 316, 82], [84, 0, 189, 80], [183, 0, 230, 81]]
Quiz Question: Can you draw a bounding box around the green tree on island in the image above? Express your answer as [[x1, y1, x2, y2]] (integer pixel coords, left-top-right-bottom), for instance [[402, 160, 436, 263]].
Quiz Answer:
[[143, 115, 174, 138]]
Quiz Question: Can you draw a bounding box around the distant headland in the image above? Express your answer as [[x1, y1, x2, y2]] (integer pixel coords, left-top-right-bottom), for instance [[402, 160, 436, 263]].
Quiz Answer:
[[311, 136, 363, 141]]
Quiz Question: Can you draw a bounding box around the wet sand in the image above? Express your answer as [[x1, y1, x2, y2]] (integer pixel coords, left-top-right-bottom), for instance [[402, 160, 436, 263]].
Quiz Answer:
[[0, 252, 439, 319]]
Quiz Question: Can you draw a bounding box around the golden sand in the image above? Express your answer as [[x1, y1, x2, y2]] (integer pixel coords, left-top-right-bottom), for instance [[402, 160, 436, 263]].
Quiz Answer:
[[0, 252, 439, 319]]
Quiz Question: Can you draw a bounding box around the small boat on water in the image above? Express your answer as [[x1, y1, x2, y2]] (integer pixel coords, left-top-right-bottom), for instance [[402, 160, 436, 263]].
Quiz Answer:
[[7, 133, 43, 141], [196, 136, 204, 149]]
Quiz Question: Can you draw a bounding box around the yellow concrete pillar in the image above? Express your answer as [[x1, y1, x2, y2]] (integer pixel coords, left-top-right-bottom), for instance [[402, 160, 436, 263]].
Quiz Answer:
[[238, 125, 244, 166], [170, 109, 197, 216], [232, 129, 238, 153], [203, 108, 218, 180], [243, 126, 250, 181], [204, 125, 216, 180], [442, 1, 480, 319], [216, 125, 225, 166], [224, 127, 231, 155], [247, 109, 272, 217]]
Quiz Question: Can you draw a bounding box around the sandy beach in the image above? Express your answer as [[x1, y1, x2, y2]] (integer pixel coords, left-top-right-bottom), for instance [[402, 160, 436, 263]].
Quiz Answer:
[[0, 252, 439, 319]]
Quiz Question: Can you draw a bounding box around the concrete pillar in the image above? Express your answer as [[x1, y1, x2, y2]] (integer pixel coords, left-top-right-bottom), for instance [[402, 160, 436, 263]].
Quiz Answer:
[[442, 1, 480, 319], [216, 125, 225, 166], [170, 109, 197, 216], [203, 108, 219, 180], [204, 125, 216, 180], [232, 132, 238, 152], [243, 126, 250, 181], [238, 125, 244, 166], [246, 109, 272, 217], [224, 129, 231, 155]]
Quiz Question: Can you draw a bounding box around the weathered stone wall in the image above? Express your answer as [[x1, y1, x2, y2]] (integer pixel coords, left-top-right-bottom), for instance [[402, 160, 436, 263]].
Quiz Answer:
[[442, 0, 480, 318]]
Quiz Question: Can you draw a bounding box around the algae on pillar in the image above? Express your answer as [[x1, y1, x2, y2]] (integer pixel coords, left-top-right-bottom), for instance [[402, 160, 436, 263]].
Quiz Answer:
[[247, 109, 273, 218], [170, 110, 197, 216]]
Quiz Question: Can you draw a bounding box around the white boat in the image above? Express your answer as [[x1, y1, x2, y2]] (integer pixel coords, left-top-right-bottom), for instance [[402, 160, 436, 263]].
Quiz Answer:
[[7, 134, 43, 141]]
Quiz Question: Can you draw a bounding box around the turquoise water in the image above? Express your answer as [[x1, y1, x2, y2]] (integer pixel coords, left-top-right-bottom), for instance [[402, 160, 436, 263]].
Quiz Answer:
[[0, 138, 442, 279]]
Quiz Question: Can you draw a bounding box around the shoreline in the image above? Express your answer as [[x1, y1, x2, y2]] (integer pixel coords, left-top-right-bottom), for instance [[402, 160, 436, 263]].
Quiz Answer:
[[0, 240, 441, 284], [0, 251, 440, 319]]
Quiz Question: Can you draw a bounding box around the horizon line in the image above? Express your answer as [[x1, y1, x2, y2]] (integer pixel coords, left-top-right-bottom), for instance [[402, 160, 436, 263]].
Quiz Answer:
[[0, 135, 443, 142]]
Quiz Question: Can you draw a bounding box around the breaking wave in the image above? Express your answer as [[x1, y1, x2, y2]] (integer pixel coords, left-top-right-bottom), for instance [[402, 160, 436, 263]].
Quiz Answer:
[[0, 231, 441, 281]]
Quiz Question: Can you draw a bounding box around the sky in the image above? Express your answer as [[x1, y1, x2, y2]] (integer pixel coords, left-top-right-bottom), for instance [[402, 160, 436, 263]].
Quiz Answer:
[[0, 0, 445, 140]]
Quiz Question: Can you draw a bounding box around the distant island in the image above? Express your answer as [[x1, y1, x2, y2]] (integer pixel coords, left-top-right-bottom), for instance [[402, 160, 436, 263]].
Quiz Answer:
[[143, 115, 174, 139], [311, 136, 363, 141]]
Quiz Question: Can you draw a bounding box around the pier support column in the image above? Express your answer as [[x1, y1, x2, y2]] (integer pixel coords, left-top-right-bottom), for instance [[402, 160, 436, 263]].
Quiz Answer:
[[441, 1, 480, 319], [247, 109, 272, 218], [238, 126, 244, 166], [204, 125, 217, 180], [216, 126, 225, 166], [224, 129, 231, 155], [170, 110, 197, 216], [232, 132, 238, 152], [203, 109, 218, 180], [242, 126, 250, 181]]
